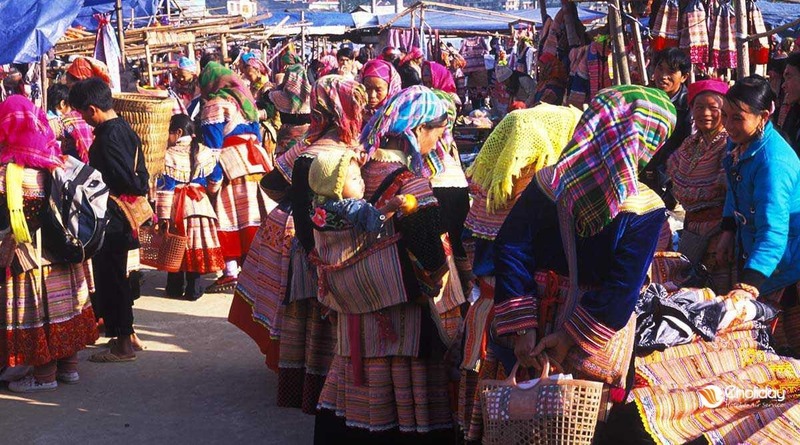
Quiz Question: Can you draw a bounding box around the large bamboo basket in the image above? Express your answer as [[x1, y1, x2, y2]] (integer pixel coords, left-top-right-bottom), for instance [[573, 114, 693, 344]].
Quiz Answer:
[[112, 93, 174, 177]]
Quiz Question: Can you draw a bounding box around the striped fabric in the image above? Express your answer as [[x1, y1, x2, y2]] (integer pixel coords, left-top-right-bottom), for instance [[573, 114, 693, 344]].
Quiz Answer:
[[336, 303, 422, 358], [748, 0, 770, 64], [2, 261, 98, 367], [200, 98, 251, 148], [215, 174, 274, 258], [274, 123, 309, 159], [460, 279, 495, 371], [552, 85, 676, 237], [709, 1, 738, 69], [632, 325, 800, 445], [313, 225, 408, 315], [651, 0, 681, 51], [236, 206, 294, 336], [277, 298, 337, 414], [680, 0, 710, 67], [218, 134, 270, 181], [60, 110, 94, 163], [317, 355, 453, 433], [182, 216, 224, 274]]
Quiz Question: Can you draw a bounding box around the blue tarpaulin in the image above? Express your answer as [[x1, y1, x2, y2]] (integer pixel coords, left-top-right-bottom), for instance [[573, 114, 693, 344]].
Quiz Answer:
[[0, 0, 83, 64], [259, 11, 356, 28], [73, 0, 160, 31], [759, 1, 800, 36]]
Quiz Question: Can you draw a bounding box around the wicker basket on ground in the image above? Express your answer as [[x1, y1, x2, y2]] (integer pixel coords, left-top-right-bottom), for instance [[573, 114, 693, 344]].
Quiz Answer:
[[112, 93, 174, 177]]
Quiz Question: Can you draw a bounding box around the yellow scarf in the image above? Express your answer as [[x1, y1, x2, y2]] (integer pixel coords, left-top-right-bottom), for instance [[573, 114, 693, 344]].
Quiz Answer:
[[466, 104, 582, 212], [6, 163, 32, 243]]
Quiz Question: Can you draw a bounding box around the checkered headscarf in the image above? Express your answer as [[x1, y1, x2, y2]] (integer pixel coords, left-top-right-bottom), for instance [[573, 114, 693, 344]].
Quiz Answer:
[[552, 85, 676, 237]]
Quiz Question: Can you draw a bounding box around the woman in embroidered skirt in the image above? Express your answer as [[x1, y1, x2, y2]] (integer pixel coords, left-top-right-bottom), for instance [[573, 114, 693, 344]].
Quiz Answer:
[[242, 76, 367, 412], [314, 86, 458, 443], [0, 96, 98, 392], [227, 65, 313, 372], [458, 104, 582, 441], [156, 114, 224, 301], [484, 87, 674, 443], [667, 79, 734, 294], [199, 62, 274, 293]]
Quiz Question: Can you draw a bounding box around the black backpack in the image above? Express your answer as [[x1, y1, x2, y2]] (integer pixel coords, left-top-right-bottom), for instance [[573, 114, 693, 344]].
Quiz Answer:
[[41, 156, 109, 263]]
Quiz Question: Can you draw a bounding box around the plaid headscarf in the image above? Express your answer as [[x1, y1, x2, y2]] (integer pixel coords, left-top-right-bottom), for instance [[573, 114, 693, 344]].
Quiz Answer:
[[318, 55, 339, 77], [281, 50, 303, 67], [362, 85, 450, 177], [361, 59, 402, 105], [241, 52, 269, 75], [307, 75, 367, 146], [552, 85, 676, 237], [424, 61, 456, 94], [269, 64, 312, 115], [0, 96, 63, 169], [200, 62, 259, 122]]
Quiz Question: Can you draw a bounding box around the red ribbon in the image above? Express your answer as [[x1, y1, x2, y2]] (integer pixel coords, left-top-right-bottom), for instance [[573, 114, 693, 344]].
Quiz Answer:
[[538, 270, 562, 338], [223, 135, 272, 173]]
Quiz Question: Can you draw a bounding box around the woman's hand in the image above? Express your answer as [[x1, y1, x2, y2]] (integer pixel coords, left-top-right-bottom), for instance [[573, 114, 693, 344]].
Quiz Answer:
[[715, 231, 735, 266], [532, 330, 575, 371], [513, 330, 538, 368]]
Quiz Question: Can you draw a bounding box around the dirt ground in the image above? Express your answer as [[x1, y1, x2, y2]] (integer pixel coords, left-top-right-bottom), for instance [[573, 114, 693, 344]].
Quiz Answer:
[[0, 270, 314, 445]]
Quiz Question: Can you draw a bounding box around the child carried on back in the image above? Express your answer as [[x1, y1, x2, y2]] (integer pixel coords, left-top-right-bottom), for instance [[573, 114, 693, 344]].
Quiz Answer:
[[307, 149, 418, 313]]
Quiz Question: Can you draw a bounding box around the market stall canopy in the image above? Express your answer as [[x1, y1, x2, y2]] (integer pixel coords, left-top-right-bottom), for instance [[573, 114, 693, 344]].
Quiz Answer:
[[372, 6, 605, 33], [257, 11, 355, 36], [0, 0, 83, 64], [73, 0, 162, 31], [758, 1, 800, 36]]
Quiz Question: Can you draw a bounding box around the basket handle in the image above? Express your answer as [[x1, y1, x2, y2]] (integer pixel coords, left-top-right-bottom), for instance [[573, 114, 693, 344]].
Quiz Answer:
[[503, 353, 558, 387]]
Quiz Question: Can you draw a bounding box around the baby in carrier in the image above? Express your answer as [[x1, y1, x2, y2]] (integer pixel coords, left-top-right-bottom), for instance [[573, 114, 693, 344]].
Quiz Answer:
[[308, 150, 415, 231]]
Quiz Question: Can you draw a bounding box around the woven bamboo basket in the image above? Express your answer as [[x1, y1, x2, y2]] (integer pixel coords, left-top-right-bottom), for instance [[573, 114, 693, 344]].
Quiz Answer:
[[139, 225, 187, 273], [112, 93, 174, 177], [480, 357, 603, 445]]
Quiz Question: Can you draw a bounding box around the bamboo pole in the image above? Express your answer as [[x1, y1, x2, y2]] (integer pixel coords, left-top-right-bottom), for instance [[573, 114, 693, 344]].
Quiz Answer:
[[734, 0, 749, 78], [538, 0, 548, 24], [116, 0, 126, 62], [221, 33, 229, 65], [301, 10, 306, 63], [608, 0, 631, 85], [625, 3, 648, 86], [745, 17, 800, 42], [145, 44, 154, 85]]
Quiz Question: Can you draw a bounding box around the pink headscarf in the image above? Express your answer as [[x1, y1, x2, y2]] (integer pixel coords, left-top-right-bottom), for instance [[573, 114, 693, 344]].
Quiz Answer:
[[687, 79, 729, 104], [0, 96, 63, 169], [423, 61, 456, 94], [400, 46, 424, 66], [361, 59, 402, 105], [318, 55, 339, 77]]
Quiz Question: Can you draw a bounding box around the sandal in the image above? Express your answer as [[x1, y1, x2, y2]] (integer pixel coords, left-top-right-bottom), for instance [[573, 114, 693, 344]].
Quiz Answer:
[[205, 276, 237, 293], [106, 338, 145, 352], [89, 350, 137, 363]]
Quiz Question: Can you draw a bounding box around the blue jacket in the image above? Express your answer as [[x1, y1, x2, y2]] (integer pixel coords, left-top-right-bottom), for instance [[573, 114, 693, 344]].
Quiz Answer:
[[723, 121, 800, 294]]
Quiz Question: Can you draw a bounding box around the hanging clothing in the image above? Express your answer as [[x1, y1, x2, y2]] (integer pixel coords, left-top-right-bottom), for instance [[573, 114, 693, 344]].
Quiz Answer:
[[651, 0, 680, 51], [59, 110, 94, 163], [459, 37, 489, 74], [709, 1, 738, 69], [680, 0, 710, 67]]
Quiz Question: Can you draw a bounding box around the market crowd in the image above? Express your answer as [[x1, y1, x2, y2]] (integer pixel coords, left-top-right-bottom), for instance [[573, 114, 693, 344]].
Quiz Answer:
[[1, 24, 800, 445]]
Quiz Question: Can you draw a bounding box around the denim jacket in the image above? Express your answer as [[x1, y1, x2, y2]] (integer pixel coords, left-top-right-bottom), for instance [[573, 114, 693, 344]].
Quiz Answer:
[[723, 121, 800, 294]]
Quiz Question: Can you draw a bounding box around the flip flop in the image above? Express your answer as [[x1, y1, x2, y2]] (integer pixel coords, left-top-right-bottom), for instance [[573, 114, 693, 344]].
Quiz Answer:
[[106, 338, 145, 351], [89, 350, 137, 363]]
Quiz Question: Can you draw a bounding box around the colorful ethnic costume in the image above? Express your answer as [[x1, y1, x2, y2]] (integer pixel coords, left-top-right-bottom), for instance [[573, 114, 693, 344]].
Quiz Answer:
[[458, 104, 582, 440], [0, 97, 98, 388], [199, 62, 274, 273], [155, 137, 224, 299], [314, 86, 462, 443]]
